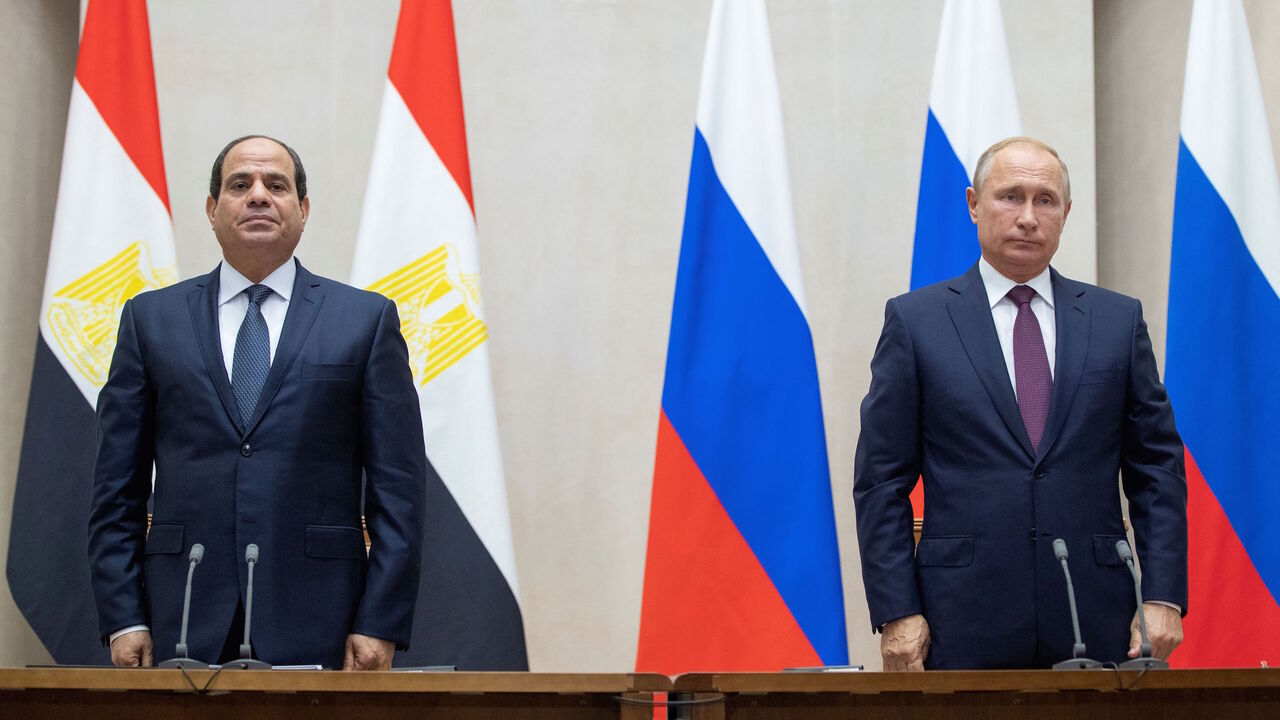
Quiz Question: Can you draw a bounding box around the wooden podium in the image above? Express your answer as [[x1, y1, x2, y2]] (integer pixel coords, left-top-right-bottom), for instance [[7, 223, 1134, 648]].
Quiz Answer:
[[0, 668, 670, 720], [672, 668, 1280, 719], [5, 667, 1279, 718]]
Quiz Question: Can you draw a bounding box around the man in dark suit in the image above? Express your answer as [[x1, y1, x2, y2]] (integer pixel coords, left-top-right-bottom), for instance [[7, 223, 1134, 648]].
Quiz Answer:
[[854, 137, 1187, 670], [89, 135, 430, 670]]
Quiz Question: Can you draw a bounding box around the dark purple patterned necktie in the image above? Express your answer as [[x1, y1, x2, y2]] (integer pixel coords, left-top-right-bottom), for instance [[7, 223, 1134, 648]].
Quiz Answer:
[[1008, 285, 1052, 452]]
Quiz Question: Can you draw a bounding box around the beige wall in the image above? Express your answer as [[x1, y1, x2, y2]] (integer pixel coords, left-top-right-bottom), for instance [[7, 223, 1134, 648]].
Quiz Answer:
[[0, 1, 1101, 670], [0, 0, 78, 667]]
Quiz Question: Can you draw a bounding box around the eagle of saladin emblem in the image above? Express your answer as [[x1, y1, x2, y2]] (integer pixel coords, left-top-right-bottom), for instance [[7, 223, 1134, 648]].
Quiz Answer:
[[367, 244, 487, 386], [46, 241, 177, 389]]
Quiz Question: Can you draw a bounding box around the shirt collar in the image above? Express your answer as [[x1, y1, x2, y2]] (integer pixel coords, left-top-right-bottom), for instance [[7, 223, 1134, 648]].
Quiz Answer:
[[218, 257, 296, 306], [978, 257, 1055, 310]]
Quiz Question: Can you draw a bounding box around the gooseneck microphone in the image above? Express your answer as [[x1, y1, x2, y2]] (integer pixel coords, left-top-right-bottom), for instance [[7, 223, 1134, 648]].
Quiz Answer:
[[1050, 539, 1102, 670], [224, 543, 271, 670], [159, 543, 209, 669], [1116, 539, 1169, 670]]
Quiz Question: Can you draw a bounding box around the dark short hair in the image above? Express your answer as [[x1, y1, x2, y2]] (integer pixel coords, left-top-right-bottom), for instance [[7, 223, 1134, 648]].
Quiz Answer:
[[209, 135, 307, 202]]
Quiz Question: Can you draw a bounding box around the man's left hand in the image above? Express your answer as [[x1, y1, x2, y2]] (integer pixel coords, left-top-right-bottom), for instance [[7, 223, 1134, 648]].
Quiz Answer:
[[342, 633, 394, 671], [1129, 602, 1183, 660]]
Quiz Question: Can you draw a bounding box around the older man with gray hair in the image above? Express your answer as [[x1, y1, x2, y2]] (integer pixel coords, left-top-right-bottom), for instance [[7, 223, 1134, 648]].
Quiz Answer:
[[854, 136, 1187, 669]]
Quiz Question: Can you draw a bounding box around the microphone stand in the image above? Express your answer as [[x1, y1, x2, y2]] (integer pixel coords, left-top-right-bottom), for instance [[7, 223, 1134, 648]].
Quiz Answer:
[[159, 543, 209, 669], [1050, 539, 1102, 670], [1116, 540, 1169, 670], [223, 543, 271, 670]]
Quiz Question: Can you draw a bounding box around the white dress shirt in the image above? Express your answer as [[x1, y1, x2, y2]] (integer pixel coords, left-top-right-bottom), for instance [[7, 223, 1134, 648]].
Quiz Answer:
[[978, 258, 1055, 398], [218, 258, 295, 380]]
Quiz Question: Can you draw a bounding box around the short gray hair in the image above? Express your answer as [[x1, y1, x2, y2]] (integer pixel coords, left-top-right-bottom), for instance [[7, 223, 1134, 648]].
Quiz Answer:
[[972, 136, 1071, 204]]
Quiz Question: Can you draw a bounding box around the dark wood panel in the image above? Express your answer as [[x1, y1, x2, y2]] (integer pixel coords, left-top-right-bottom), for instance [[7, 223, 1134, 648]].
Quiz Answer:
[[676, 669, 1280, 720], [0, 669, 669, 720]]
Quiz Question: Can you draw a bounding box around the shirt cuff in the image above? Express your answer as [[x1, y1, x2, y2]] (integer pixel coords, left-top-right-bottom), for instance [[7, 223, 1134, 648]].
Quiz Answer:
[[109, 625, 150, 644], [1147, 600, 1183, 614]]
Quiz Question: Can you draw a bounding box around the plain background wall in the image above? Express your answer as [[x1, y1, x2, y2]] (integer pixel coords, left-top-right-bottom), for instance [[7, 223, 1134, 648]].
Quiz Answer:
[[15, 0, 1275, 670], [0, 0, 80, 667]]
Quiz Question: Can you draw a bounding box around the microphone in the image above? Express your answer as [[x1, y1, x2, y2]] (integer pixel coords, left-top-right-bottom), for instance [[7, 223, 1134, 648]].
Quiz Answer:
[[159, 543, 209, 669], [1116, 539, 1169, 670], [1049, 539, 1102, 670], [224, 543, 270, 670]]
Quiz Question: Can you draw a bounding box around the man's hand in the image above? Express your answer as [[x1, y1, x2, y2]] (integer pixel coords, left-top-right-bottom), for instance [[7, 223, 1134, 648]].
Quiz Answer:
[[881, 614, 930, 671], [110, 630, 153, 667], [1129, 603, 1183, 660], [342, 633, 394, 671]]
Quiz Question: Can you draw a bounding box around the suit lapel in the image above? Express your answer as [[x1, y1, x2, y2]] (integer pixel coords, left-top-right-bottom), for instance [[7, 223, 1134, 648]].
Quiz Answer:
[[243, 259, 324, 436], [947, 265, 1036, 459], [188, 266, 243, 431], [1037, 268, 1089, 460]]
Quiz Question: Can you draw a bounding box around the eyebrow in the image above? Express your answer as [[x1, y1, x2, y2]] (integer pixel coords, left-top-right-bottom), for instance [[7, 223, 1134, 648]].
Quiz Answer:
[[994, 181, 1061, 195], [224, 170, 292, 187]]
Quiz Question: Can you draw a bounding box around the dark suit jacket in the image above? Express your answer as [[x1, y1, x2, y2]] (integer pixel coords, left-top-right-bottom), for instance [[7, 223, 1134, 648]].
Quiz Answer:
[[853, 264, 1186, 668], [89, 260, 429, 668]]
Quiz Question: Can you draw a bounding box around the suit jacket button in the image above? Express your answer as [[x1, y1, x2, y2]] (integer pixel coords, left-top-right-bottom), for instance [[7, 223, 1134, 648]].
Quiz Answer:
[[1034, 470, 1047, 479], [240, 443, 252, 457], [1029, 527, 1037, 541]]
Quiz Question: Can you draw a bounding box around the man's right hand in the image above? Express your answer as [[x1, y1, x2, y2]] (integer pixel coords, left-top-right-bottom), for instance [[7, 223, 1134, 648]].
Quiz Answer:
[[110, 629, 153, 667], [881, 614, 930, 671]]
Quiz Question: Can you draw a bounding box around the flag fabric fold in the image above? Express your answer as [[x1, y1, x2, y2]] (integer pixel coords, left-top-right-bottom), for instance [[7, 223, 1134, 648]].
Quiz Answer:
[[6, 0, 177, 664], [1166, 0, 1280, 667], [636, 0, 847, 673], [351, 0, 527, 670]]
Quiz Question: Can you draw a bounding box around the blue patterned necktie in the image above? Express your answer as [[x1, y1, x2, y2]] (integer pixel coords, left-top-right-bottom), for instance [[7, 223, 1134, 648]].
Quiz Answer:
[[232, 284, 273, 426]]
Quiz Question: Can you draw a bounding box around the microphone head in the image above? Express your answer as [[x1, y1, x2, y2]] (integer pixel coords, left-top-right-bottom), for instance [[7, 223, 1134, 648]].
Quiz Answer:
[[245, 543, 259, 563], [1052, 538, 1068, 560], [189, 543, 205, 563], [1115, 539, 1133, 562]]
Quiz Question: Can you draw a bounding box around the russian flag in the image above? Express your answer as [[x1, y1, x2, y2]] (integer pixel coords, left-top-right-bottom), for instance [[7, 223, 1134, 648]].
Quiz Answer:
[[1166, 0, 1280, 667], [5, 0, 178, 663], [908, 0, 1019, 516], [636, 0, 847, 672], [351, 0, 527, 669], [910, 0, 1020, 291]]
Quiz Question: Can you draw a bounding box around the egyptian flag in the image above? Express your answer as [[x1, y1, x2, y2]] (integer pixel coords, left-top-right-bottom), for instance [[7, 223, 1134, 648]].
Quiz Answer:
[[907, 0, 1020, 516], [6, 0, 177, 664], [636, 0, 848, 673], [1166, 0, 1280, 666], [351, 0, 527, 669]]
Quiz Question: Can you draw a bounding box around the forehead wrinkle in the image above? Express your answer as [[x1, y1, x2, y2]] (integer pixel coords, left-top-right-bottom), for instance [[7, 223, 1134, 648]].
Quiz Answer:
[[987, 158, 1065, 196]]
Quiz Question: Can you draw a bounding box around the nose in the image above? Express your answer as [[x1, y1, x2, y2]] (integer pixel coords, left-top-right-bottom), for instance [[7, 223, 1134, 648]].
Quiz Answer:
[[1016, 199, 1038, 230], [247, 179, 270, 205]]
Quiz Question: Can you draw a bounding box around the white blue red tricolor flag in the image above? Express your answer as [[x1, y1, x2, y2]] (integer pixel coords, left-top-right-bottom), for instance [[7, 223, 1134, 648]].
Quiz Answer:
[[907, 0, 1019, 516], [910, 0, 1020, 291], [636, 0, 847, 672], [351, 0, 527, 669], [6, 0, 177, 663], [1166, 0, 1280, 666]]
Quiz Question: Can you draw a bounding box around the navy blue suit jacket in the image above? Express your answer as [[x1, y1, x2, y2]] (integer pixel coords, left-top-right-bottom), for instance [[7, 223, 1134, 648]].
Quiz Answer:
[[89, 260, 429, 668], [853, 265, 1187, 668]]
